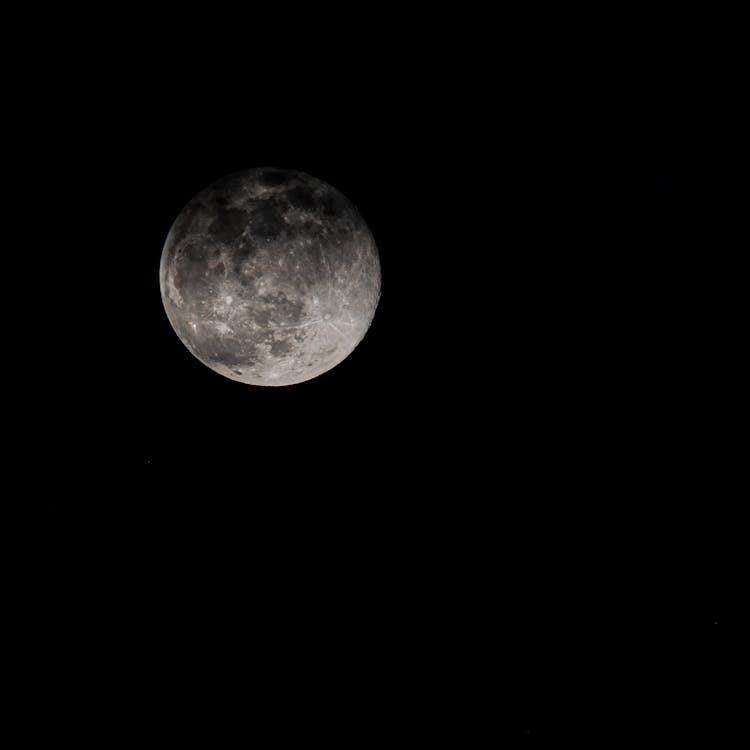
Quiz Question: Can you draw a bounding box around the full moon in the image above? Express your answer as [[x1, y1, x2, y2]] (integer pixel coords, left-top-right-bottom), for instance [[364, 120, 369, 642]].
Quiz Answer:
[[159, 168, 381, 386]]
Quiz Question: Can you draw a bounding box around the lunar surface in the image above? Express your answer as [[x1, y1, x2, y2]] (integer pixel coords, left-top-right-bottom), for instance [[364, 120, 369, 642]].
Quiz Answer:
[[159, 168, 381, 386]]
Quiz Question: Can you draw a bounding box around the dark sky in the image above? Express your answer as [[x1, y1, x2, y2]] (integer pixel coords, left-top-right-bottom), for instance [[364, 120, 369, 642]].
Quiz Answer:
[[27, 13, 740, 743]]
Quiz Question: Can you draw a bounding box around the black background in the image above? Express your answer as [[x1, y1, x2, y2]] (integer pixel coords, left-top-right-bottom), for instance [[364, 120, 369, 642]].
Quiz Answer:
[[25, 10, 741, 744]]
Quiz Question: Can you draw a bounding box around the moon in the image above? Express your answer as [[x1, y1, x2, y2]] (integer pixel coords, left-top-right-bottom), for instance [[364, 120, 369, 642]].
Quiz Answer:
[[159, 168, 381, 386]]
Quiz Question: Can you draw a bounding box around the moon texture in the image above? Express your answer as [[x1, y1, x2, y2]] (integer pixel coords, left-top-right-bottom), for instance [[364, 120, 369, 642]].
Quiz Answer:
[[159, 168, 381, 386]]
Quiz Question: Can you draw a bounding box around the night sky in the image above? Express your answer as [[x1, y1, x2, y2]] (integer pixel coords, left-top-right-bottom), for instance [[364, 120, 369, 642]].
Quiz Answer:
[[28, 13, 739, 744]]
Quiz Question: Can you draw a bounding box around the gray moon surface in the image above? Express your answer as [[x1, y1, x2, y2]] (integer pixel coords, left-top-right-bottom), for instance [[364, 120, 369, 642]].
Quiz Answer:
[[159, 168, 381, 386]]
